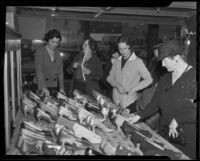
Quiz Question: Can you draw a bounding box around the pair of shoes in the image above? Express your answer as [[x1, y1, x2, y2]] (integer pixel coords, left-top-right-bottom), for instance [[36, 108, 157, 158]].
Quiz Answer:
[[39, 102, 58, 119], [35, 107, 56, 123], [58, 106, 77, 121], [72, 123, 102, 144]]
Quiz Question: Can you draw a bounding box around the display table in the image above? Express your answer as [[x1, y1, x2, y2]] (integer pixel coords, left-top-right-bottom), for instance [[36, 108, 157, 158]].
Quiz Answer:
[[121, 121, 190, 159], [5, 95, 190, 159]]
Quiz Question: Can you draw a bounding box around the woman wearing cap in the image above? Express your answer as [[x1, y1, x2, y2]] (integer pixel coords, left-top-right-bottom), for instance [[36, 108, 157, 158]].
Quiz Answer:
[[128, 39, 196, 159], [106, 35, 153, 109], [34, 29, 65, 96]]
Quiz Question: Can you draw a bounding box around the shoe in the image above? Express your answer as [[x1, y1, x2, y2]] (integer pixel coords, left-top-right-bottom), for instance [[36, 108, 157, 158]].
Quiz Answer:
[[72, 123, 102, 144], [19, 139, 44, 155], [39, 102, 58, 119], [100, 139, 116, 155], [57, 127, 90, 149], [92, 90, 118, 110], [28, 91, 41, 103], [21, 96, 36, 117], [56, 116, 75, 130], [35, 107, 56, 123], [113, 114, 125, 131], [58, 106, 77, 121], [21, 121, 53, 138], [16, 128, 53, 150], [43, 142, 74, 155], [73, 89, 83, 100], [57, 92, 68, 102], [85, 116, 114, 133]]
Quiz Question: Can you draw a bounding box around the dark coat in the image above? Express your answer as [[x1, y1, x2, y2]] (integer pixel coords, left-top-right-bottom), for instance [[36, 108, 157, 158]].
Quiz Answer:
[[139, 68, 196, 159], [34, 46, 64, 90], [70, 54, 104, 97]]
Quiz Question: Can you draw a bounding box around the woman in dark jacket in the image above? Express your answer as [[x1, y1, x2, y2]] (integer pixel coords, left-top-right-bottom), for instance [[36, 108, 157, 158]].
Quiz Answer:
[[70, 38, 104, 97], [129, 39, 197, 159], [34, 29, 65, 96]]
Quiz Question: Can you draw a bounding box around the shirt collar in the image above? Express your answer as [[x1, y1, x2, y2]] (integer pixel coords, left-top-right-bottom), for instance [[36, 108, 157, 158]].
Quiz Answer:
[[118, 52, 137, 61]]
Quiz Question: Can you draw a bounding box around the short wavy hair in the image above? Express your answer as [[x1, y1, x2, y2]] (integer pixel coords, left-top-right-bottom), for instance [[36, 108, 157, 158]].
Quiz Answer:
[[117, 35, 131, 47], [43, 29, 62, 42], [158, 39, 186, 61]]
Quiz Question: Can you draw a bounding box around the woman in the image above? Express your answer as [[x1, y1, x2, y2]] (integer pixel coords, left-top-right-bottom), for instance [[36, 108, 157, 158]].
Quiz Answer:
[[129, 39, 196, 159], [106, 35, 152, 109], [34, 29, 65, 96], [71, 38, 104, 97]]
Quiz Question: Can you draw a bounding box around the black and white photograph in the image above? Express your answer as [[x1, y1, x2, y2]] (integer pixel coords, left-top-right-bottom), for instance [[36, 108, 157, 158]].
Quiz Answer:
[[2, 2, 199, 160]]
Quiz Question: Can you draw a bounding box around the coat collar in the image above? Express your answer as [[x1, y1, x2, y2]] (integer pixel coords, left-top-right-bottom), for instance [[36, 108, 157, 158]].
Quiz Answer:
[[118, 52, 137, 61]]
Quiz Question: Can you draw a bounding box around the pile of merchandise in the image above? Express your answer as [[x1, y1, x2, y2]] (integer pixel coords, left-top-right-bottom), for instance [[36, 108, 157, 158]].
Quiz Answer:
[[16, 89, 144, 155]]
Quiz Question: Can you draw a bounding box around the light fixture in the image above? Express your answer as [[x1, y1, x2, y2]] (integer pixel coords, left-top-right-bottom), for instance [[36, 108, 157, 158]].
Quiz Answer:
[[50, 7, 59, 17]]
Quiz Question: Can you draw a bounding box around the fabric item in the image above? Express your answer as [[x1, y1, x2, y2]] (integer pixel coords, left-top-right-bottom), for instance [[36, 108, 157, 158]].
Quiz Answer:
[[107, 53, 152, 108], [34, 46, 64, 90], [139, 68, 196, 159]]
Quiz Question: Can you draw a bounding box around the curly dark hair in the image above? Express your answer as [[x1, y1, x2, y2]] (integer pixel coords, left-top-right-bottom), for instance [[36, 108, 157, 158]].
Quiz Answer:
[[43, 29, 62, 42], [87, 38, 98, 54], [158, 39, 186, 61], [117, 35, 131, 47]]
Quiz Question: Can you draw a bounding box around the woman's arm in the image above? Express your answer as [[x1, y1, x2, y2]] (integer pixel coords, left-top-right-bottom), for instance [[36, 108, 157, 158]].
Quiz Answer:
[[174, 80, 197, 124], [57, 53, 64, 90], [129, 59, 153, 94], [34, 48, 46, 90]]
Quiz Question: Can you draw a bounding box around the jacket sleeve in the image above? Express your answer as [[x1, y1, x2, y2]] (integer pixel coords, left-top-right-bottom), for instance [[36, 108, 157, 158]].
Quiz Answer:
[[89, 56, 104, 81], [174, 80, 197, 124], [106, 61, 118, 87], [138, 75, 165, 120], [57, 53, 64, 90], [129, 58, 153, 93], [34, 48, 46, 90]]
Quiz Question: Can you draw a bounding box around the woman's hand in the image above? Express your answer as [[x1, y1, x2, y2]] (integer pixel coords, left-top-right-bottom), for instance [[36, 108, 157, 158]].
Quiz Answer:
[[169, 118, 178, 138], [73, 62, 80, 69], [42, 87, 50, 96], [82, 66, 91, 75], [60, 88, 66, 96], [115, 83, 127, 94], [127, 114, 141, 124]]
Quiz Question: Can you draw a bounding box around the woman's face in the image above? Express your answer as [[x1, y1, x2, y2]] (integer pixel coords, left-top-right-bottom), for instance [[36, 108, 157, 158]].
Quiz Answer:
[[118, 42, 131, 59], [47, 37, 60, 50], [162, 57, 176, 72], [82, 40, 92, 61]]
